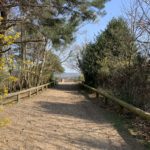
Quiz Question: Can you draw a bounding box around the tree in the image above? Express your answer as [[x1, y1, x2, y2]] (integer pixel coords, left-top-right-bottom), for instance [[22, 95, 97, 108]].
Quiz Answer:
[[79, 18, 150, 109], [0, 0, 110, 94], [123, 0, 150, 109], [79, 18, 136, 85], [1, 0, 110, 47], [78, 18, 150, 109], [123, 0, 150, 57], [78, 43, 100, 86]]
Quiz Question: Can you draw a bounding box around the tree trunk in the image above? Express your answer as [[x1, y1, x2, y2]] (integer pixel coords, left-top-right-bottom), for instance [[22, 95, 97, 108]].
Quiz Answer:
[[37, 39, 47, 86]]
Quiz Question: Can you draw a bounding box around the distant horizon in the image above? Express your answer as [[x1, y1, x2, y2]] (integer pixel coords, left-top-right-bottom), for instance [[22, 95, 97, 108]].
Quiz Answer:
[[55, 72, 80, 75], [55, 72, 81, 79]]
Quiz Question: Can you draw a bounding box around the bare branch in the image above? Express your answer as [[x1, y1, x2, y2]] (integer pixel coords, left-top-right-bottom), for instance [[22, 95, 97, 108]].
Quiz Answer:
[[0, 48, 11, 54]]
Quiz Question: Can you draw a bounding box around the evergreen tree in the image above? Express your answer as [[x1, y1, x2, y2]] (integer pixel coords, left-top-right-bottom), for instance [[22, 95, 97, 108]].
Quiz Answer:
[[79, 18, 149, 109], [79, 18, 136, 86]]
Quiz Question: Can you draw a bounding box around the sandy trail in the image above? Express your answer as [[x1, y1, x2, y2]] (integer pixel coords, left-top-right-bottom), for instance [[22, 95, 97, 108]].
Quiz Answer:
[[0, 82, 146, 150]]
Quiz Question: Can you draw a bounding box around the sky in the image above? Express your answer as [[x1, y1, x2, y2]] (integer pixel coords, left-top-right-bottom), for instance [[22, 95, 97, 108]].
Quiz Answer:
[[63, 0, 125, 73]]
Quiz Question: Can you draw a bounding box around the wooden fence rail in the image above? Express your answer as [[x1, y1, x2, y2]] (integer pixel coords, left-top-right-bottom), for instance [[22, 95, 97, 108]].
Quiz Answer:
[[81, 83, 150, 120], [0, 82, 53, 105]]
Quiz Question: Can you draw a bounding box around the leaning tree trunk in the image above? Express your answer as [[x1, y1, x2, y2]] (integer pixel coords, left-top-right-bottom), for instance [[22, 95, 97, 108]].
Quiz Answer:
[[37, 39, 47, 86]]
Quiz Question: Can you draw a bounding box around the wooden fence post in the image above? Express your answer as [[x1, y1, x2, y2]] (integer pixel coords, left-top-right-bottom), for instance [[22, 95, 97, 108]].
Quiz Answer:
[[104, 97, 108, 105], [118, 105, 124, 113], [36, 88, 38, 95], [17, 94, 20, 102], [29, 90, 31, 98], [96, 92, 99, 98]]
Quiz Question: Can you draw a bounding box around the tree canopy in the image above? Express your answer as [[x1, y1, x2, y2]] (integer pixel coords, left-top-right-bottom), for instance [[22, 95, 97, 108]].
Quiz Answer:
[[79, 18, 149, 110], [0, 0, 109, 96]]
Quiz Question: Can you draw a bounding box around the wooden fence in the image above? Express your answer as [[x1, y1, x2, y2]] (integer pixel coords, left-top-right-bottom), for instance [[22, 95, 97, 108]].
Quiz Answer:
[[0, 83, 53, 105], [81, 83, 150, 120]]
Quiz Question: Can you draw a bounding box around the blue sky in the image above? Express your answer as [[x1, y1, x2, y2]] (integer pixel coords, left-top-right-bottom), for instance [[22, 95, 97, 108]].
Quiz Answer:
[[64, 0, 124, 73]]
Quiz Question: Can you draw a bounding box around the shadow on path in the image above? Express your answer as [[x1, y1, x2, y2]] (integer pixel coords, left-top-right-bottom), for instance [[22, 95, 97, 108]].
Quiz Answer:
[[37, 100, 106, 123], [37, 82, 147, 150], [55, 83, 79, 91]]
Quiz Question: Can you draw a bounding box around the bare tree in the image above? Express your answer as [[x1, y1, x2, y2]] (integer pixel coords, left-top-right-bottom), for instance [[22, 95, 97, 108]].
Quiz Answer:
[[123, 0, 150, 57]]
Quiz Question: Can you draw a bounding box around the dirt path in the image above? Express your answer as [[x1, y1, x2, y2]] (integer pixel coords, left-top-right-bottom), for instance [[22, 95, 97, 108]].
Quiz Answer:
[[0, 82, 146, 150]]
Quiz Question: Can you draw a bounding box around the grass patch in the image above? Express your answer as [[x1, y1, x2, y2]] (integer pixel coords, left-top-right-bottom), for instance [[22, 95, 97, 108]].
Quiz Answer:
[[0, 106, 4, 112], [0, 118, 11, 128]]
